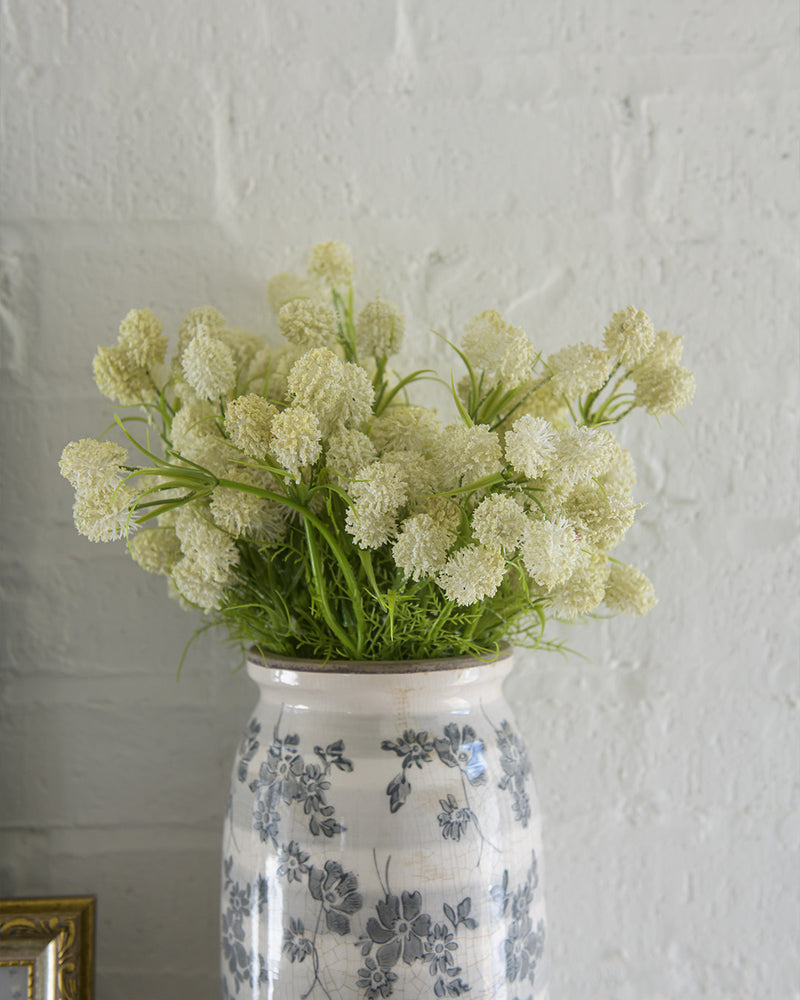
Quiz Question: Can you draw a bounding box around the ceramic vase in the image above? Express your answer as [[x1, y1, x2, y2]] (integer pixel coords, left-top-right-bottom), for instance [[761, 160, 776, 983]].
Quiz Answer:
[[221, 647, 549, 999]]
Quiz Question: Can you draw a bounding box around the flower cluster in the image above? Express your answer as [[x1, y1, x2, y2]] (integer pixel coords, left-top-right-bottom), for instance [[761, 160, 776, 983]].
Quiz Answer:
[[60, 242, 694, 661]]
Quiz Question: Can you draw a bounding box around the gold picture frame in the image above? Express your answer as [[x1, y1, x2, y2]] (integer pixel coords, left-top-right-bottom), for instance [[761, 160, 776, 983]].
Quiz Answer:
[[0, 896, 95, 1000]]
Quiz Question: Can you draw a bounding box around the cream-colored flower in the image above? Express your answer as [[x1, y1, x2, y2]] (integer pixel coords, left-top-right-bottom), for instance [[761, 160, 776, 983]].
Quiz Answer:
[[267, 272, 319, 313], [118, 308, 168, 371], [356, 298, 405, 358], [172, 554, 231, 612], [93, 344, 157, 405], [604, 561, 657, 615], [433, 423, 504, 489], [307, 241, 354, 287], [411, 495, 462, 533], [129, 526, 181, 575], [471, 493, 528, 552], [378, 448, 438, 497], [369, 406, 443, 455], [218, 327, 265, 372], [278, 299, 339, 349], [181, 331, 237, 400], [270, 406, 322, 477], [73, 484, 137, 543], [225, 394, 278, 460], [604, 306, 655, 367], [597, 442, 636, 492], [171, 400, 234, 476], [562, 481, 637, 550], [176, 306, 226, 357], [287, 349, 374, 434], [549, 425, 618, 491], [345, 459, 408, 549], [520, 516, 581, 591], [515, 379, 570, 424], [462, 310, 538, 389], [210, 468, 287, 541], [504, 415, 557, 480], [547, 343, 613, 398], [392, 514, 455, 581], [175, 507, 239, 583], [326, 429, 378, 479], [632, 362, 696, 417], [59, 439, 129, 493], [547, 548, 610, 618], [437, 544, 507, 606]]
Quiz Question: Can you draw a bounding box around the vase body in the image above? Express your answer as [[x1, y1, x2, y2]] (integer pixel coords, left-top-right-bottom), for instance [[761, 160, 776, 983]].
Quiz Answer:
[[221, 648, 549, 1000]]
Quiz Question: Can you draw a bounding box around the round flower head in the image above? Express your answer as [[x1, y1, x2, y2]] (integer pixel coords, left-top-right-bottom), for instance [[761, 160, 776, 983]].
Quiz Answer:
[[287, 349, 374, 435], [604, 306, 655, 367], [520, 516, 581, 591], [129, 526, 181, 575], [369, 406, 443, 455], [171, 399, 235, 476], [118, 308, 168, 371], [93, 344, 157, 406], [632, 363, 696, 417], [562, 481, 637, 550], [59, 439, 128, 493], [504, 415, 557, 480], [278, 299, 338, 349], [392, 513, 455, 581], [437, 544, 507, 606], [175, 506, 239, 584], [270, 406, 322, 478], [355, 298, 405, 358], [344, 459, 408, 549], [307, 241, 354, 287], [225, 393, 278, 460], [549, 425, 618, 491], [267, 272, 319, 313], [433, 423, 503, 490], [210, 468, 287, 542], [172, 554, 231, 612], [546, 343, 613, 398], [181, 331, 237, 400], [604, 561, 657, 615], [471, 493, 529, 552], [547, 548, 610, 618], [217, 327, 265, 372], [176, 306, 226, 357], [73, 484, 137, 543], [461, 310, 538, 390], [326, 429, 377, 479]]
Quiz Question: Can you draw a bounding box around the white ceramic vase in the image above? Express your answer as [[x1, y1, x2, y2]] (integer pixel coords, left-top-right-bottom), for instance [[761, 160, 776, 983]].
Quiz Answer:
[[221, 647, 549, 1000]]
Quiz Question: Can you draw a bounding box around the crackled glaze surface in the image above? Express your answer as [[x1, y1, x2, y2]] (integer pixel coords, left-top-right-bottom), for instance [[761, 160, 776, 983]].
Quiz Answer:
[[221, 650, 549, 999]]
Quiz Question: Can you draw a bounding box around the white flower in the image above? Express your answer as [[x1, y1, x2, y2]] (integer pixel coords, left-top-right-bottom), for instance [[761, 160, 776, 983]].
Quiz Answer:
[[172, 554, 231, 611], [433, 423, 503, 489], [270, 406, 322, 477], [181, 331, 237, 400], [225, 394, 278, 460], [73, 484, 137, 543], [411, 495, 462, 533], [177, 306, 226, 356], [175, 507, 239, 583], [471, 493, 528, 552], [129, 527, 181, 574], [210, 468, 287, 541], [287, 349, 374, 434], [437, 544, 507, 606], [547, 548, 610, 618], [171, 400, 234, 476], [604, 306, 655, 367], [326, 429, 378, 479], [392, 514, 455, 581], [267, 272, 319, 313], [59, 439, 129, 493], [549, 425, 618, 491], [520, 516, 581, 591], [356, 298, 405, 358], [632, 362, 696, 417], [547, 343, 613, 398], [369, 406, 443, 455], [345, 459, 408, 549], [118, 308, 168, 370], [462, 310, 538, 389], [93, 344, 157, 405], [278, 300, 338, 349], [604, 562, 657, 615], [562, 481, 637, 550], [307, 241, 354, 287], [504, 415, 557, 479]]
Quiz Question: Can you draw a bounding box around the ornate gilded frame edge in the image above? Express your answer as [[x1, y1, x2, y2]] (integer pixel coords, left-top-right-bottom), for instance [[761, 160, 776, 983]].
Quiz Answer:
[[0, 895, 95, 1000]]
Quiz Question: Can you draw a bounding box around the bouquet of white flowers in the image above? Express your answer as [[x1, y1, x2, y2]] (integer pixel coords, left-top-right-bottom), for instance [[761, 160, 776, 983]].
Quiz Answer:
[[60, 242, 694, 662]]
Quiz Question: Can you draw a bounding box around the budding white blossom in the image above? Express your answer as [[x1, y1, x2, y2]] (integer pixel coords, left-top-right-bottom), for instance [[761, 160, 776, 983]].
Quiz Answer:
[[59, 439, 129, 493], [547, 343, 613, 398], [433, 423, 504, 489], [471, 493, 529, 552], [504, 415, 558, 480], [412, 495, 462, 533], [326, 429, 378, 479], [210, 468, 286, 541], [129, 527, 181, 575], [181, 331, 237, 400], [604, 561, 657, 615], [218, 327, 265, 372], [345, 459, 408, 549], [270, 406, 322, 477], [172, 400, 234, 476], [307, 241, 354, 287], [93, 344, 157, 406], [515, 380, 570, 424], [547, 549, 610, 618], [267, 272, 319, 313], [437, 544, 507, 606], [177, 306, 226, 356], [563, 481, 637, 550], [175, 507, 239, 584], [369, 406, 443, 455], [287, 349, 374, 434], [597, 442, 636, 492], [118, 308, 168, 371], [549, 425, 617, 491], [356, 298, 405, 358], [225, 394, 278, 460], [172, 554, 230, 612], [392, 514, 455, 581], [278, 300, 338, 349], [73, 484, 137, 543], [632, 363, 696, 417], [604, 306, 655, 367], [520, 516, 581, 591], [462, 310, 538, 389]]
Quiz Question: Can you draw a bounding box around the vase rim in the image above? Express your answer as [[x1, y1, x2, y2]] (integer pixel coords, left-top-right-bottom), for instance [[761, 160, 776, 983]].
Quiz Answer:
[[246, 644, 514, 675]]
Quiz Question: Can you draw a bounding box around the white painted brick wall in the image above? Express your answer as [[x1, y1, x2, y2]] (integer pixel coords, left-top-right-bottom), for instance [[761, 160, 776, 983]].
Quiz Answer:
[[1, 1, 798, 997]]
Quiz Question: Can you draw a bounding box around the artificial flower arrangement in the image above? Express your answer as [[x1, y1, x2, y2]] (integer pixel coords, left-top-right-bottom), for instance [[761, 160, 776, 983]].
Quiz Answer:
[[59, 242, 694, 663]]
